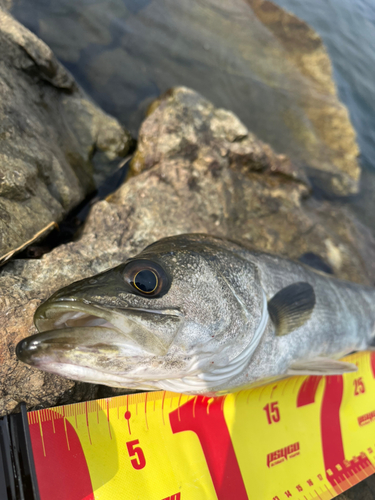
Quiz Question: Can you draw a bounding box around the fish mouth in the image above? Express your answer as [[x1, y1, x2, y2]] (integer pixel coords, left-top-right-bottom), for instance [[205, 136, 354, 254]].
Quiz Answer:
[[16, 300, 184, 384]]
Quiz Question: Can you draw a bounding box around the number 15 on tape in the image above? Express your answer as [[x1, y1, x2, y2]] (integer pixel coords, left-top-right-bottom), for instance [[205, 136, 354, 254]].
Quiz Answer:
[[27, 352, 375, 500]]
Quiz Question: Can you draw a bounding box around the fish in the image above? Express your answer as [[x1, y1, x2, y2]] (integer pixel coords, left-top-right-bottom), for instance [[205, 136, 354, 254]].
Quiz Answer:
[[16, 233, 375, 395]]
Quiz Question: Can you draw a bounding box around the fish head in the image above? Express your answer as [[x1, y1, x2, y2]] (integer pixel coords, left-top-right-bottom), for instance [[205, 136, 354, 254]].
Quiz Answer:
[[16, 234, 266, 394]]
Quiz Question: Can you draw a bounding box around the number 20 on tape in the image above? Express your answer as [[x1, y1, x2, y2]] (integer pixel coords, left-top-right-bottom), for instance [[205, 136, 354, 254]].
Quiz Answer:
[[27, 352, 375, 500]]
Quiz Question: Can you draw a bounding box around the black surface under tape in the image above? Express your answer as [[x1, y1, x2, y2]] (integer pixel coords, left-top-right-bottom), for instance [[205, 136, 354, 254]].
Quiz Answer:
[[0, 404, 40, 500]]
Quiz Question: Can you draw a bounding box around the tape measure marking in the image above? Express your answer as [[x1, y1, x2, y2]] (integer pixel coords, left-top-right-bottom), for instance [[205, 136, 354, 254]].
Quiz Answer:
[[170, 395, 247, 499], [26, 351, 375, 500]]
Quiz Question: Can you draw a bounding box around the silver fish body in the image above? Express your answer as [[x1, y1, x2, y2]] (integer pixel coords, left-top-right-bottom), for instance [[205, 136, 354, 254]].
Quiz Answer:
[[16, 234, 375, 395]]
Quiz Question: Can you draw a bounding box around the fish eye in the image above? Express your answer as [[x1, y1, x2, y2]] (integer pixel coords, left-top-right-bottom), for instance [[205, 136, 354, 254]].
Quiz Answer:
[[133, 269, 158, 294], [123, 259, 170, 297]]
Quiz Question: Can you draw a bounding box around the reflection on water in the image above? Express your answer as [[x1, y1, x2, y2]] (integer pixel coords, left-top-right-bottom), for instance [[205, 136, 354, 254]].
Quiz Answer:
[[10, 0, 375, 230]]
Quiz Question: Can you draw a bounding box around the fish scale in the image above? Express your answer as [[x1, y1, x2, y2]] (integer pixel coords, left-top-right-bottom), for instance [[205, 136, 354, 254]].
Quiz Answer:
[[1, 351, 373, 499], [16, 234, 375, 394]]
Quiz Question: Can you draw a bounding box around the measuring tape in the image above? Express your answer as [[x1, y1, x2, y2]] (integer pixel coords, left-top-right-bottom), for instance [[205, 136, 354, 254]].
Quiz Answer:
[[23, 351, 375, 500]]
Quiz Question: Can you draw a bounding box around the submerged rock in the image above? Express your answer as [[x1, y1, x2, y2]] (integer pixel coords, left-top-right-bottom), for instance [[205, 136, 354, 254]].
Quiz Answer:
[[0, 86, 373, 415], [11, 0, 360, 196], [0, 8, 132, 262]]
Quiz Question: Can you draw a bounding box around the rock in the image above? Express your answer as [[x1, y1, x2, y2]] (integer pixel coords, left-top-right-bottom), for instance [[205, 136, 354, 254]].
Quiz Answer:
[[12, 0, 360, 196], [336, 475, 375, 500], [0, 0, 11, 10], [131, 87, 310, 187], [247, 0, 360, 196], [0, 86, 374, 415], [0, 8, 133, 262]]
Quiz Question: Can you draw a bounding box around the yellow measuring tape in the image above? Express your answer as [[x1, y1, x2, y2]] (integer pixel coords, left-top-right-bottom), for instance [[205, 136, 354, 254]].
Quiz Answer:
[[27, 351, 375, 500]]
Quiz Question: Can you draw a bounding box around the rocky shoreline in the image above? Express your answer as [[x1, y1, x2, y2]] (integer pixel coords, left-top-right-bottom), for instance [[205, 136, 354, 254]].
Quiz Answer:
[[0, 7, 133, 262], [0, 3, 374, 498]]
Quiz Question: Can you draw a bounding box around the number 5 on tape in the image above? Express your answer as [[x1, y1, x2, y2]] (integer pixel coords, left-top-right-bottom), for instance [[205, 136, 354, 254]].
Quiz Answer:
[[126, 439, 146, 470], [27, 351, 375, 500]]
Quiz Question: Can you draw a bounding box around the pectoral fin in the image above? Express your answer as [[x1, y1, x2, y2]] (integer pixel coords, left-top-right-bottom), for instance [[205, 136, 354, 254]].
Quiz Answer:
[[268, 282, 315, 336], [287, 357, 357, 375]]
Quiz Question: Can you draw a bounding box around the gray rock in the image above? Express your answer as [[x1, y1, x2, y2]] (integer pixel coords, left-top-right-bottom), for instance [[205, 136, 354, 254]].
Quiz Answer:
[[0, 8, 133, 262], [12, 0, 360, 196], [0, 86, 374, 416]]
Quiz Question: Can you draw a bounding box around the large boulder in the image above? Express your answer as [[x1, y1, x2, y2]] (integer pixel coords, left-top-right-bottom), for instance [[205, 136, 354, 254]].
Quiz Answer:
[[0, 8, 133, 262], [0, 87, 374, 415], [11, 0, 360, 196]]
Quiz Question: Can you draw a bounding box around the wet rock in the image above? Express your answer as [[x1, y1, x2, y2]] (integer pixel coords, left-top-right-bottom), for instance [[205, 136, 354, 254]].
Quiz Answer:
[[0, 87, 374, 415], [0, 8, 133, 262], [12, 0, 360, 196], [247, 0, 360, 196]]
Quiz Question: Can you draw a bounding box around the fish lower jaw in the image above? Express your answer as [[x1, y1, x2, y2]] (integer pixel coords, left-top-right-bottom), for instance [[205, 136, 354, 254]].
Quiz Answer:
[[28, 356, 223, 394], [31, 360, 158, 388]]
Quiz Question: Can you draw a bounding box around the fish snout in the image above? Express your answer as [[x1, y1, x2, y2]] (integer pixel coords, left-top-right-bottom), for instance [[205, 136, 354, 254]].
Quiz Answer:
[[16, 336, 36, 364], [35, 267, 127, 314], [16, 329, 82, 366]]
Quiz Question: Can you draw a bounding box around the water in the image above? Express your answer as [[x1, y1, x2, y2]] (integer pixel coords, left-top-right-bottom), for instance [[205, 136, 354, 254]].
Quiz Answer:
[[10, 0, 375, 232], [272, 0, 375, 165], [272, 0, 375, 231]]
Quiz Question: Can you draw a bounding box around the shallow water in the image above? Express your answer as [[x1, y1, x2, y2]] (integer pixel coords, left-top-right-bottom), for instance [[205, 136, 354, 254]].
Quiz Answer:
[[272, 0, 375, 234], [11, 0, 375, 232]]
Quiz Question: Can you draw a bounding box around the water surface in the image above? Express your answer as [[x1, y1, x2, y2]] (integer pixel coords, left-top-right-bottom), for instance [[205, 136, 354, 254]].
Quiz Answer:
[[272, 0, 375, 232], [11, 0, 375, 231]]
